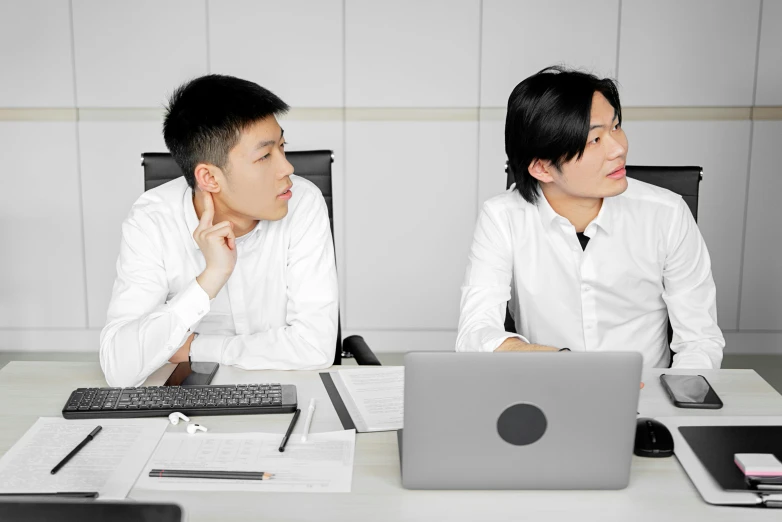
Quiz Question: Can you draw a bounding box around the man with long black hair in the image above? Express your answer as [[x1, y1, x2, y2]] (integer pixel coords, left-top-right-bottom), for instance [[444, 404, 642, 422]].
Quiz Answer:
[[457, 67, 724, 369]]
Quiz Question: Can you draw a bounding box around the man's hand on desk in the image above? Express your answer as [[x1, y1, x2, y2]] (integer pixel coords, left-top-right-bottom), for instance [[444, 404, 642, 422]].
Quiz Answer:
[[495, 338, 558, 352], [194, 191, 237, 299], [495, 338, 645, 389], [169, 333, 195, 363]]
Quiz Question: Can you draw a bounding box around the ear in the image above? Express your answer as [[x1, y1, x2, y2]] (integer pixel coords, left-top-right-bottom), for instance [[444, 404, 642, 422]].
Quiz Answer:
[[527, 159, 556, 184], [193, 163, 222, 194]]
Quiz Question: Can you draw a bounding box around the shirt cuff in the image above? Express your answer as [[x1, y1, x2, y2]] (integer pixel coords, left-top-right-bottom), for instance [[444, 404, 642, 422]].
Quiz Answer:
[[168, 279, 211, 330], [484, 332, 530, 352], [190, 334, 225, 364], [671, 351, 715, 369]]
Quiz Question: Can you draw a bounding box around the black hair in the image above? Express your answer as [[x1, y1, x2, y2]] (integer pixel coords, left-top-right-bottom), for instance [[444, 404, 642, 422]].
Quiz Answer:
[[163, 74, 289, 189], [505, 66, 622, 204]]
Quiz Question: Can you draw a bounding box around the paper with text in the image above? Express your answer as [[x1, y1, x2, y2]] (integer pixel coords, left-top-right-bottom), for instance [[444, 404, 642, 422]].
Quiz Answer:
[[0, 417, 168, 499], [332, 367, 404, 432], [135, 430, 356, 492]]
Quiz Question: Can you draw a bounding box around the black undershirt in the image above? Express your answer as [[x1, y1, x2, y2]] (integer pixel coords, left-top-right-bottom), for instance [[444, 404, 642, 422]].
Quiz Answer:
[[576, 232, 590, 251]]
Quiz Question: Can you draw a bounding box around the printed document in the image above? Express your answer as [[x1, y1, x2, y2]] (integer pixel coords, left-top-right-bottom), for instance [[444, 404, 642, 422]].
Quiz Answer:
[[331, 367, 404, 432], [136, 429, 356, 493], [0, 417, 168, 499]]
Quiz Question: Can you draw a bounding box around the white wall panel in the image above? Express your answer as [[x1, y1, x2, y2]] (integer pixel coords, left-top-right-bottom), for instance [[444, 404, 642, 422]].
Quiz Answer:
[[618, 0, 760, 106]]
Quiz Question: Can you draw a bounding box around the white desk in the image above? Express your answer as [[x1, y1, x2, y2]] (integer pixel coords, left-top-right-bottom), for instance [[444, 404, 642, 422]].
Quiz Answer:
[[1, 362, 781, 522]]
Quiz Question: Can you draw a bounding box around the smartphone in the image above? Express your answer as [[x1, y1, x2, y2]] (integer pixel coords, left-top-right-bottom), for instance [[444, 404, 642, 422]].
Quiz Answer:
[[660, 374, 723, 409], [164, 361, 219, 386]]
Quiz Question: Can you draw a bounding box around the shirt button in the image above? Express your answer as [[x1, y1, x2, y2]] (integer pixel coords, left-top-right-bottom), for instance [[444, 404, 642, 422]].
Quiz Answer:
[[582, 285, 591, 292]]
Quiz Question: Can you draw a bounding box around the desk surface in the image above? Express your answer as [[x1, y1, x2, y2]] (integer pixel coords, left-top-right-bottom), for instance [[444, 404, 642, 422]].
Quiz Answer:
[[1, 362, 782, 522]]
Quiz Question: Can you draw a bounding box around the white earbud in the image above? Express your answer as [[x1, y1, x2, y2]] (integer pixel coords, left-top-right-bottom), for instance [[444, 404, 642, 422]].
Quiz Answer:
[[187, 423, 208, 434], [168, 412, 190, 425]]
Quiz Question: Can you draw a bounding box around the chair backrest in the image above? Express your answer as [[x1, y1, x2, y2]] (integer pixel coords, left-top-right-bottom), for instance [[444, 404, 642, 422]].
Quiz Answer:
[[505, 164, 702, 220], [141, 150, 344, 365], [502, 164, 703, 363], [142, 150, 336, 235]]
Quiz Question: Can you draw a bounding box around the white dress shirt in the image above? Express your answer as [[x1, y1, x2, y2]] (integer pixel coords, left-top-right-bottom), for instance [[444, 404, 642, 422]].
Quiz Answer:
[[456, 178, 724, 369], [100, 175, 338, 387]]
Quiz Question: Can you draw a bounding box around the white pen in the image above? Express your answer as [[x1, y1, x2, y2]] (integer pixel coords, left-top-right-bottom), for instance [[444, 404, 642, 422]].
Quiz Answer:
[[300, 398, 316, 442]]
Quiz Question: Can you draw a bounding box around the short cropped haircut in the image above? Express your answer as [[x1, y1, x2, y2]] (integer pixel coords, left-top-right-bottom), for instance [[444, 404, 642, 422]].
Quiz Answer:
[[505, 66, 622, 204], [163, 74, 289, 189]]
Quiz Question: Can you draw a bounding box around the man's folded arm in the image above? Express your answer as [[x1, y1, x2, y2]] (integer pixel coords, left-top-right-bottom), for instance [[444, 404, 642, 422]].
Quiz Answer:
[[100, 212, 209, 387], [190, 189, 338, 370]]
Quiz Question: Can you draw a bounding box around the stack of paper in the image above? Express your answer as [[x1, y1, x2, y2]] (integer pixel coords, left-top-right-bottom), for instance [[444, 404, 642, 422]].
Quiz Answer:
[[330, 367, 404, 432]]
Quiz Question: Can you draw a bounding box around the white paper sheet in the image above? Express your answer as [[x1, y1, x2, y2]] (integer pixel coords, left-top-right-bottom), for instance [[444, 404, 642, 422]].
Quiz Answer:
[[135, 429, 356, 493], [0, 417, 169, 499], [332, 367, 404, 432]]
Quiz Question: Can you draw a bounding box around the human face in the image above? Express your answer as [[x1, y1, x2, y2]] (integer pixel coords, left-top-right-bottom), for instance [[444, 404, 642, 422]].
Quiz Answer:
[[538, 91, 629, 201], [218, 116, 294, 222]]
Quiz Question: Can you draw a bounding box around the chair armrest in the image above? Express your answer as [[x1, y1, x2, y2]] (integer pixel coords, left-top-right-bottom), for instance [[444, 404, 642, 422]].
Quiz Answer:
[[343, 335, 382, 366]]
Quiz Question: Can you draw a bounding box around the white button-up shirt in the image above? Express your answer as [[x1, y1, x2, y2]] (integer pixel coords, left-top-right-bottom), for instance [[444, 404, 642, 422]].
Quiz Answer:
[[100, 175, 338, 387], [456, 178, 724, 369]]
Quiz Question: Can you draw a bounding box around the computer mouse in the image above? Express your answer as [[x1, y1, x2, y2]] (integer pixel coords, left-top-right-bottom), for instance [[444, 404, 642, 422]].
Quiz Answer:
[[634, 418, 674, 458]]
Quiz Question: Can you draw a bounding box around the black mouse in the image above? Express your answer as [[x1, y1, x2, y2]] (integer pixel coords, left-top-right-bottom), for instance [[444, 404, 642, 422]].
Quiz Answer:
[[634, 418, 674, 458]]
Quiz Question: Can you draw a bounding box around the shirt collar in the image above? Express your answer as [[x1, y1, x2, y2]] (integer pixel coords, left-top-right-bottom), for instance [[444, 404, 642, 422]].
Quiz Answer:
[[535, 186, 562, 230], [182, 188, 263, 251], [535, 185, 614, 236], [589, 193, 614, 235]]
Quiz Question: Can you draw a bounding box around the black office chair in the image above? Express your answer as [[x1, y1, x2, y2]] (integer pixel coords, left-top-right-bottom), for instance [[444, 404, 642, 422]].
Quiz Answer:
[[141, 150, 381, 366], [503, 164, 703, 361]]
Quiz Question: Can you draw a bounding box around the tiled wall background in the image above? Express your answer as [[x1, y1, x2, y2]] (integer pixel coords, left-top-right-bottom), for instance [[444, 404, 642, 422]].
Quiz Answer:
[[0, 0, 780, 354]]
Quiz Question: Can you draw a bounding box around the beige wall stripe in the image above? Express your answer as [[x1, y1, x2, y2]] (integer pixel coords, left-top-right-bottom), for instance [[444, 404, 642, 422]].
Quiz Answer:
[[0, 108, 78, 121], [0, 107, 781, 122]]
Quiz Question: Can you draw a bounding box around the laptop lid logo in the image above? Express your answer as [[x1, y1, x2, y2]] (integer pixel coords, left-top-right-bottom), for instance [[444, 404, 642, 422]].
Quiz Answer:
[[497, 403, 547, 446]]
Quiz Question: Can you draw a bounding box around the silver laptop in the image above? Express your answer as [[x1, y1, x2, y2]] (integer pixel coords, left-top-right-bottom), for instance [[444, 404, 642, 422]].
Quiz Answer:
[[400, 351, 642, 490]]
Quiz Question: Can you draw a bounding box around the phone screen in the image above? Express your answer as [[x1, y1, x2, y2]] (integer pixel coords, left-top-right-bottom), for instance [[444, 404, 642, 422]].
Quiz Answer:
[[660, 374, 722, 407], [164, 361, 219, 386]]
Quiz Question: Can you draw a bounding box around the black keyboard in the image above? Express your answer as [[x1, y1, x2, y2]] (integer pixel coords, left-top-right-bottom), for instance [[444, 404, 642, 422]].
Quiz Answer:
[[61, 384, 297, 419]]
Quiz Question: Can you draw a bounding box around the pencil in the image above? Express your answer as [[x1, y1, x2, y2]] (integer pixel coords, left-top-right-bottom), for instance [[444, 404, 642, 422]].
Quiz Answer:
[[149, 469, 273, 480]]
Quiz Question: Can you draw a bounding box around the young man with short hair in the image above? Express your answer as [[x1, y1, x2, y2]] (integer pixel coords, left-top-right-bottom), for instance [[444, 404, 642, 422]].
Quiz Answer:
[[101, 75, 338, 387], [456, 67, 724, 369]]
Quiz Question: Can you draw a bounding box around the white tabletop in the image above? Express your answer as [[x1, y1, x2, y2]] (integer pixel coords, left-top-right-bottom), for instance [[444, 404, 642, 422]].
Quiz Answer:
[[1, 361, 782, 522]]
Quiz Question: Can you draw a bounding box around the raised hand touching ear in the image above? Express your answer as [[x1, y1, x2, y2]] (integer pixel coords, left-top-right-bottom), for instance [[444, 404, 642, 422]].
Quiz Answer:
[[194, 191, 237, 299]]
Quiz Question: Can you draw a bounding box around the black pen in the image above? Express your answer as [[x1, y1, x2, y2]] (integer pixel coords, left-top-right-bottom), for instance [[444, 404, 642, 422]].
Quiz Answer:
[[51, 426, 102, 474], [0, 492, 99, 498], [278, 409, 301, 452]]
